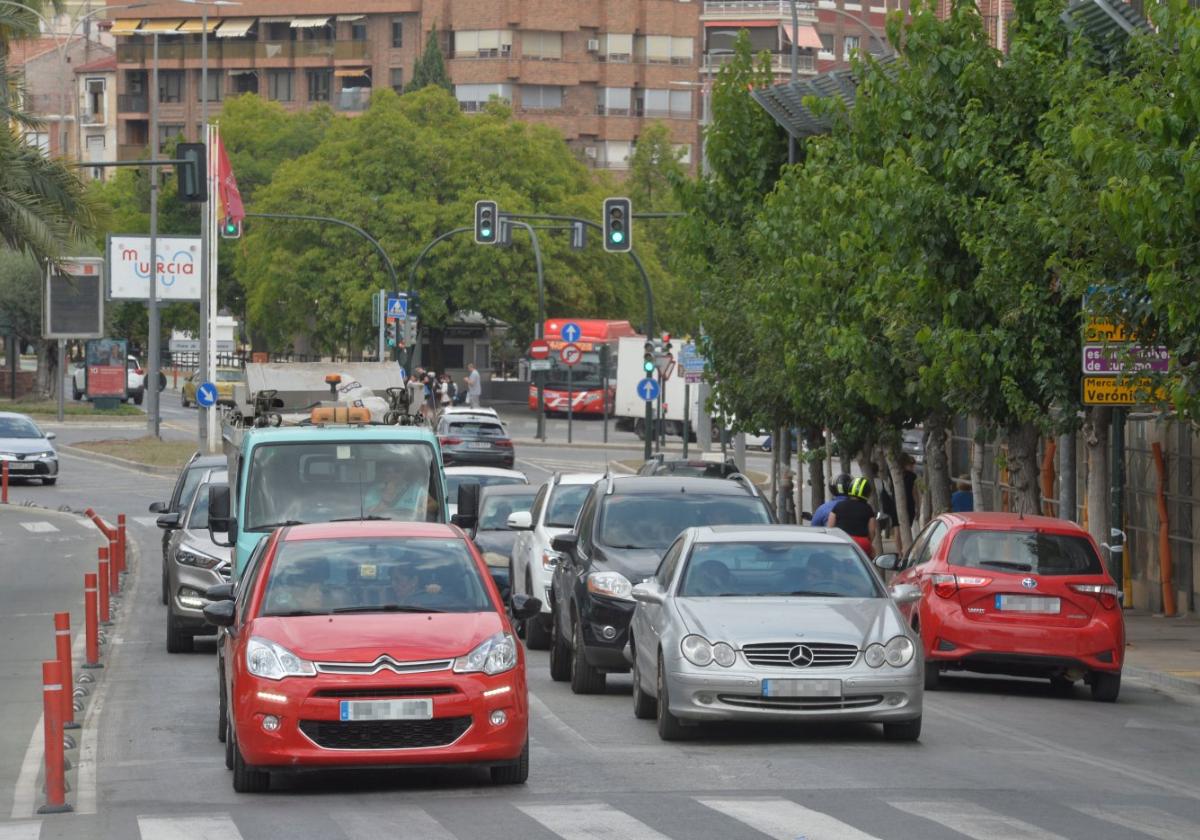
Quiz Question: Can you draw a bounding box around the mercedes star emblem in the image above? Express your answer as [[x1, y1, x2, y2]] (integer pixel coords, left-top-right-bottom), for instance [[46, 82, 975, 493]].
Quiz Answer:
[[788, 644, 815, 667]]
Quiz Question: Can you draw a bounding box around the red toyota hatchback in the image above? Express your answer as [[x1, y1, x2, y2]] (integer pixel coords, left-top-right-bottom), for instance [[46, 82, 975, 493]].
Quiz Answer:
[[875, 512, 1124, 701], [204, 521, 541, 792]]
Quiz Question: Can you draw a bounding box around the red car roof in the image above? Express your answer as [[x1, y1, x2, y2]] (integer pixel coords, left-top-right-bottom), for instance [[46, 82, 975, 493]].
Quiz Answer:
[[281, 521, 462, 542], [942, 511, 1089, 535]]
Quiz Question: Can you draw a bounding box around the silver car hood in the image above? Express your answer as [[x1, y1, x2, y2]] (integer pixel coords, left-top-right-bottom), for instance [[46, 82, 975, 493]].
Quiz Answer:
[[674, 597, 905, 647], [0, 438, 54, 456]]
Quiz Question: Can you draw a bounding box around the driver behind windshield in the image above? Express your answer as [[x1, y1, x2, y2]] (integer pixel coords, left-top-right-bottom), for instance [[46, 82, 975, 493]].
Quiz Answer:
[[364, 455, 437, 520]]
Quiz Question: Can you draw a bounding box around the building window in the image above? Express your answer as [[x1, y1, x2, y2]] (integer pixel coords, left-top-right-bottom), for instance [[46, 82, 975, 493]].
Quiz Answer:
[[598, 33, 633, 63], [391, 18, 403, 48], [23, 131, 49, 154], [85, 78, 105, 122], [638, 89, 691, 119], [263, 22, 292, 41], [351, 22, 367, 41], [307, 69, 331, 101], [597, 87, 631, 116], [231, 71, 258, 94], [819, 32, 835, 56], [673, 144, 692, 165], [157, 123, 184, 153], [600, 140, 632, 170], [522, 31, 562, 60], [520, 84, 562, 111], [843, 35, 860, 60], [390, 68, 404, 94], [267, 69, 293, 102], [454, 83, 512, 112], [453, 30, 513, 59], [671, 36, 694, 65], [637, 35, 692, 65], [126, 71, 146, 95], [196, 70, 222, 102], [158, 71, 183, 103]]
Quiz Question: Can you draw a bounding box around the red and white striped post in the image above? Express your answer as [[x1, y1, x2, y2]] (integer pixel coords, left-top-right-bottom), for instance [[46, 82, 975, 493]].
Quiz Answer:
[[98, 552, 111, 625], [83, 573, 102, 669], [37, 661, 72, 814], [117, 514, 128, 575], [1, 460, 8, 504], [53, 613, 78, 731]]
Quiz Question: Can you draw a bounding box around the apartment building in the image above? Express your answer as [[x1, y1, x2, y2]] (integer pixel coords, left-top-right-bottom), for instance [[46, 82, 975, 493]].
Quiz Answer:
[[105, 1, 702, 171], [76, 54, 120, 181]]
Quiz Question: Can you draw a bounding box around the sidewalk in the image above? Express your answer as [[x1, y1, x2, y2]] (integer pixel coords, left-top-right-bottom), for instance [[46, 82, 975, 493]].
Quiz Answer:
[[1123, 610, 1200, 695]]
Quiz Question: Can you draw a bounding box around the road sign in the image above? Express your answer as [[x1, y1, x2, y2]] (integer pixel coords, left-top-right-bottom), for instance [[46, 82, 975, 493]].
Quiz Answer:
[[684, 372, 703, 384], [530, 339, 550, 360], [386, 296, 408, 319], [637, 378, 660, 402], [530, 359, 551, 371], [560, 321, 582, 344], [1083, 316, 1135, 343], [1082, 376, 1167, 406], [1082, 344, 1169, 374], [560, 343, 582, 366], [678, 342, 705, 375], [195, 382, 218, 408]]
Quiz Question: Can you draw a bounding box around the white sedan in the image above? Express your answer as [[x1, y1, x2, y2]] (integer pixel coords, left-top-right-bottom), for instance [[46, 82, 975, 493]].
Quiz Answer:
[[444, 466, 528, 517]]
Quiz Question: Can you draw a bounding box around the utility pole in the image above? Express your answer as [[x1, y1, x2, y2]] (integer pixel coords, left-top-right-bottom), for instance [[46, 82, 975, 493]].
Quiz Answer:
[[147, 31, 160, 437]]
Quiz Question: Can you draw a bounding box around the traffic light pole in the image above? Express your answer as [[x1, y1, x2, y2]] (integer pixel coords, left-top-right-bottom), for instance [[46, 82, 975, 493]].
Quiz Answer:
[[497, 221, 547, 442]]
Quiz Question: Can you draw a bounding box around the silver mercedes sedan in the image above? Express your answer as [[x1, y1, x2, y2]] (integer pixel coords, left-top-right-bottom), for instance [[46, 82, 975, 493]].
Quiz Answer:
[[628, 525, 923, 741]]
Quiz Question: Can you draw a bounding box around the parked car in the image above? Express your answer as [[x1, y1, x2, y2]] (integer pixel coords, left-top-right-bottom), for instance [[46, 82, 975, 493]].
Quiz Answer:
[[629, 525, 923, 741], [182, 368, 243, 407], [509, 472, 603, 649], [470, 484, 538, 602], [638, 455, 741, 478], [203, 520, 541, 792], [548, 475, 774, 694], [161, 470, 231, 653], [878, 511, 1124, 701], [0, 412, 58, 486], [71, 355, 157, 404], [437, 415, 515, 468], [150, 453, 226, 604], [444, 466, 527, 517]]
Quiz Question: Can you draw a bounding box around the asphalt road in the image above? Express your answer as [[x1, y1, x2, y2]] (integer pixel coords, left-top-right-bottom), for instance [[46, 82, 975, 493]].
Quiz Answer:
[[2, 444, 1199, 840]]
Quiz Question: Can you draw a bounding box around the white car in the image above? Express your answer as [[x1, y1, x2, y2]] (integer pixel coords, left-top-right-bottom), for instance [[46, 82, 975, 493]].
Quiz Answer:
[[71, 355, 147, 404], [508, 471, 603, 649], [444, 466, 528, 517]]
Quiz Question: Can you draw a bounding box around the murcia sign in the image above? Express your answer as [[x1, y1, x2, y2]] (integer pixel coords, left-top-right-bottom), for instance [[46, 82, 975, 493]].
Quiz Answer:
[[106, 235, 202, 301]]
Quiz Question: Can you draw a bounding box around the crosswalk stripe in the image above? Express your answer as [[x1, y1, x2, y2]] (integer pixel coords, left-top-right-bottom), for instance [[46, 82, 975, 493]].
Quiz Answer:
[[517, 803, 672, 840], [887, 799, 1070, 840], [330, 808, 456, 840], [136, 814, 243, 840], [1071, 804, 1200, 839], [19, 522, 58, 533], [698, 797, 883, 840], [0, 821, 41, 840]]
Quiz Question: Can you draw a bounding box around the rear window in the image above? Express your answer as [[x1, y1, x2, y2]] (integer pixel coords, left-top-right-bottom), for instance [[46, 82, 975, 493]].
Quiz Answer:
[[449, 422, 506, 438], [599, 494, 772, 551], [949, 530, 1104, 576]]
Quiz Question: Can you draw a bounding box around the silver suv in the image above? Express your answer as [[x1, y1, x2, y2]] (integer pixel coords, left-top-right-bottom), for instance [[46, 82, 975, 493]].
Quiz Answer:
[[164, 469, 231, 653]]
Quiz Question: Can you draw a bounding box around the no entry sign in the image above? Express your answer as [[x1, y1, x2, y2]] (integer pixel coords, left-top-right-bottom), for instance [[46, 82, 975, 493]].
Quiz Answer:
[[530, 339, 550, 360]]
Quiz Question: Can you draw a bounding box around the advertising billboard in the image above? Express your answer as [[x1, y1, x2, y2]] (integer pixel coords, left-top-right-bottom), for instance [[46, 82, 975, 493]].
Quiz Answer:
[[84, 338, 128, 399], [106, 235, 202, 300], [43, 258, 104, 339]]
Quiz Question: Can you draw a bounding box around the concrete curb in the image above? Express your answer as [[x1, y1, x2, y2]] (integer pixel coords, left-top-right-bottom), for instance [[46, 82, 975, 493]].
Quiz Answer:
[[1124, 664, 1200, 697], [57, 444, 180, 477]]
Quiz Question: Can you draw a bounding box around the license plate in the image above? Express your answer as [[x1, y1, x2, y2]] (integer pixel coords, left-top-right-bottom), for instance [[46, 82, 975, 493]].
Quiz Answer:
[[762, 679, 842, 698], [338, 698, 432, 721], [995, 594, 1061, 613], [466, 442, 492, 449], [6, 462, 35, 471]]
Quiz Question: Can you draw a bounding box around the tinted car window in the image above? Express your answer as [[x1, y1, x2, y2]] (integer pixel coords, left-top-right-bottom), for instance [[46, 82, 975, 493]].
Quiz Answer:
[[655, 538, 685, 586], [188, 484, 212, 529], [448, 421, 506, 438], [949, 530, 1104, 576], [679, 542, 881, 598], [599, 495, 772, 552], [477, 490, 536, 530], [545, 484, 591, 528], [176, 466, 208, 513], [235, 537, 270, 623], [0, 416, 42, 438], [654, 461, 736, 478]]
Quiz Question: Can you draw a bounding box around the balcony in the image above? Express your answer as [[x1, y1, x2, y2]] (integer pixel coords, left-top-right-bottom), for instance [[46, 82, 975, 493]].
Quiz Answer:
[[703, 51, 816, 74], [335, 88, 372, 112], [118, 93, 148, 113], [118, 143, 147, 161], [115, 39, 369, 65], [700, 1, 818, 21]]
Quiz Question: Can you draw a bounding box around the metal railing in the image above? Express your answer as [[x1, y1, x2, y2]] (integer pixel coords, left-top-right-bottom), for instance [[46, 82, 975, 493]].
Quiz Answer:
[[336, 88, 372, 111], [117, 93, 148, 112], [704, 51, 816, 73], [116, 39, 369, 63], [701, 0, 818, 20]]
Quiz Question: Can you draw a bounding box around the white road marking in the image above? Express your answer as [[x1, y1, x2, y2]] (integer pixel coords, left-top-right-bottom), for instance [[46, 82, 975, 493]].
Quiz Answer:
[[887, 799, 1069, 840], [699, 797, 883, 840], [136, 814, 244, 840], [19, 521, 58, 533], [526, 692, 601, 757], [1071, 804, 1200, 839], [331, 807, 456, 839], [518, 803, 672, 840], [0, 821, 41, 840]]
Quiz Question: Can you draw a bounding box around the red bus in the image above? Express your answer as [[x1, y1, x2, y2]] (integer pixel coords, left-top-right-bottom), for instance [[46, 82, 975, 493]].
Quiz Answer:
[[528, 319, 639, 415]]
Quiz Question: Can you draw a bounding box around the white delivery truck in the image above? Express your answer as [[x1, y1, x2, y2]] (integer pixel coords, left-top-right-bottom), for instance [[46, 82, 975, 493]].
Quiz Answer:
[[613, 336, 708, 439]]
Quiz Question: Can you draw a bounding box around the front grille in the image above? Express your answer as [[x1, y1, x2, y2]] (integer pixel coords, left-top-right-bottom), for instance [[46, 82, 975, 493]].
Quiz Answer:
[[313, 687, 457, 699], [742, 642, 859, 668], [299, 716, 471, 750], [717, 694, 883, 711], [315, 657, 453, 676]]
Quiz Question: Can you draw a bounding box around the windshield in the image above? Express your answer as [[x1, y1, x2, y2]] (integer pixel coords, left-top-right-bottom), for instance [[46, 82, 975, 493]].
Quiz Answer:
[[545, 352, 606, 389], [478, 490, 536, 530], [599, 494, 772, 551], [0, 417, 42, 439], [545, 483, 591, 527], [260, 537, 492, 615], [679, 542, 881, 598], [244, 441, 442, 531], [446, 473, 525, 498], [949, 529, 1104, 576]]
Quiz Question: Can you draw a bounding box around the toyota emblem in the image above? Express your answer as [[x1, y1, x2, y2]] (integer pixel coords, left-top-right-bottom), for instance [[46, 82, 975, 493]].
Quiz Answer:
[[787, 644, 815, 667], [1021, 577, 1037, 589]]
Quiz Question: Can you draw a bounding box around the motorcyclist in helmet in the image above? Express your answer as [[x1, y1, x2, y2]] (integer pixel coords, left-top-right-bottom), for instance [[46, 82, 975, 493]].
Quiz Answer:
[[811, 473, 852, 528], [827, 477, 877, 558]]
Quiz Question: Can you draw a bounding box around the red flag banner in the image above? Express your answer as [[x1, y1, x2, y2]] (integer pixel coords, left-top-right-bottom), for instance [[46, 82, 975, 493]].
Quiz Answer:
[[215, 133, 245, 223]]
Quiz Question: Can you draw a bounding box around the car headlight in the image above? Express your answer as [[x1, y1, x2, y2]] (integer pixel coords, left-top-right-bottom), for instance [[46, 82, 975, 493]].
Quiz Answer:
[[454, 632, 518, 676], [884, 635, 915, 667], [681, 634, 714, 666], [863, 643, 886, 668], [712, 641, 737, 667], [540, 549, 562, 570], [587, 571, 633, 601], [246, 637, 316, 680], [176, 546, 221, 569]]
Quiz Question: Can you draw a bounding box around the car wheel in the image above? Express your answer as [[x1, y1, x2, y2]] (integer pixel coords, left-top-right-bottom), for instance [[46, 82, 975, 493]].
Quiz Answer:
[[631, 640, 656, 720], [548, 607, 571, 682], [1090, 670, 1121, 703], [165, 605, 193, 654], [923, 660, 940, 691], [655, 654, 689, 741], [570, 617, 606, 695], [489, 738, 529, 785], [524, 573, 550, 650], [42, 477, 57, 486], [1049, 674, 1076, 696], [224, 717, 234, 770], [883, 715, 922, 742], [231, 730, 269, 792]]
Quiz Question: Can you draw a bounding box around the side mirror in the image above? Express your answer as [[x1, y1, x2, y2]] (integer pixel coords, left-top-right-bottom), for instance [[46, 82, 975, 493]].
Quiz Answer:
[[205, 582, 235, 601], [202, 599, 236, 627], [148, 501, 167, 513], [510, 594, 542, 621], [550, 533, 578, 555], [890, 583, 921, 605], [507, 510, 533, 531], [156, 512, 181, 529], [450, 482, 480, 530], [45, 432, 56, 441], [631, 581, 666, 605], [874, 553, 902, 572], [207, 484, 236, 547]]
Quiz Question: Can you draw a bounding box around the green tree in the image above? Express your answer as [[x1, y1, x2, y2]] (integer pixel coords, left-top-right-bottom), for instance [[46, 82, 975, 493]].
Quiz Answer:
[[406, 26, 452, 94]]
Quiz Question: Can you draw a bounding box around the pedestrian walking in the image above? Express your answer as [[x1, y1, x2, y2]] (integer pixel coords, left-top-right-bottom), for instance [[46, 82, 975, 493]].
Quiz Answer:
[[464, 363, 482, 408], [951, 477, 974, 512], [406, 372, 424, 421]]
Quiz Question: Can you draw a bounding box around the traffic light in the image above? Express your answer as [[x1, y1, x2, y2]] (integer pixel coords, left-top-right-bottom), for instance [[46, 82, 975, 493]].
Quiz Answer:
[[220, 215, 241, 239], [176, 142, 208, 203], [662, 333, 673, 355], [385, 318, 398, 347], [603, 197, 632, 253], [643, 340, 655, 375], [474, 200, 498, 245]]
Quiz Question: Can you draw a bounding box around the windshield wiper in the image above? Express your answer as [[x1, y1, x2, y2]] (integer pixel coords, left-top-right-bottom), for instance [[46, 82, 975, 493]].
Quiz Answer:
[[263, 609, 330, 617], [771, 590, 848, 597], [330, 515, 393, 522], [331, 604, 446, 614], [252, 519, 305, 530], [977, 560, 1033, 572]]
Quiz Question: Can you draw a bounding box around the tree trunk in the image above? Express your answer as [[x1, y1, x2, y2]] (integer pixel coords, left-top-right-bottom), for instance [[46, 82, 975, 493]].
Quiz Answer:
[[1083, 407, 1111, 558], [887, 444, 914, 551], [924, 419, 952, 515], [1006, 422, 1042, 515], [805, 427, 824, 511], [970, 432, 987, 512], [1058, 430, 1076, 522]]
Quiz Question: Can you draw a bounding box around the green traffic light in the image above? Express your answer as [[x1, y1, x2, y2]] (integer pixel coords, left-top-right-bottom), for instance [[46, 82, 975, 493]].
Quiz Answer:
[[611, 231, 624, 244], [481, 227, 492, 238]]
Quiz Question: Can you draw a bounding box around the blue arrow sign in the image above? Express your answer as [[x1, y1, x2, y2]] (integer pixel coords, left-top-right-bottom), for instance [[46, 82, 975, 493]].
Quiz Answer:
[[560, 321, 582, 343], [637, 378, 659, 402], [387, 296, 408, 319], [195, 382, 218, 408]]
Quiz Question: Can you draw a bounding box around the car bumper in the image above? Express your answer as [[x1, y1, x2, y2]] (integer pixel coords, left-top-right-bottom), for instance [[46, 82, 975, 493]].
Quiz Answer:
[[171, 566, 228, 630], [665, 664, 923, 723], [233, 669, 528, 769], [1, 457, 58, 477], [579, 596, 636, 672]]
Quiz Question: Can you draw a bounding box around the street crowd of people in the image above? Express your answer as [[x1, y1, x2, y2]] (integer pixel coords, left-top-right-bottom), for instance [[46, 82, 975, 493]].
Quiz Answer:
[[402, 362, 484, 423]]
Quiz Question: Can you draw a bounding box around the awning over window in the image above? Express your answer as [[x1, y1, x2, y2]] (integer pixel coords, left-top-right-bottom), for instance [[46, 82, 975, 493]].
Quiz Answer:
[[258, 17, 293, 23], [139, 19, 184, 34], [109, 19, 141, 36], [782, 24, 824, 49], [214, 18, 255, 38], [336, 15, 365, 22], [290, 17, 330, 28], [177, 19, 218, 34], [334, 67, 370, 77]]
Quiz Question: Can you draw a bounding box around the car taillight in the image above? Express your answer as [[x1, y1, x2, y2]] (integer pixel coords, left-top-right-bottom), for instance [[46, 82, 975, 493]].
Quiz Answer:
[[932, 574, 992, 598], [494, 439, 513, 448], [1069, 583, 1120, 610], [439, 436, 462, 446]]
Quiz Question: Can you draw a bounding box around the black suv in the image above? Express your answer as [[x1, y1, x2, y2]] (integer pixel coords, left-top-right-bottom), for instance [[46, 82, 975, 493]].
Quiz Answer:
[[549, 474, 773, 694]]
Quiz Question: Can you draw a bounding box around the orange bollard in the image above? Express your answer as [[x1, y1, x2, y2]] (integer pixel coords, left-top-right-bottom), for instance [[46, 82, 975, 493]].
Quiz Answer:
[[98, 557, 111, 625], [117, 514, 127, 575], [107, 540, 120, 597], [37, 661, 72, 814], [53, 613, 78, 730], [83, 573, 101, 669], [2, 460, 7, 503]]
